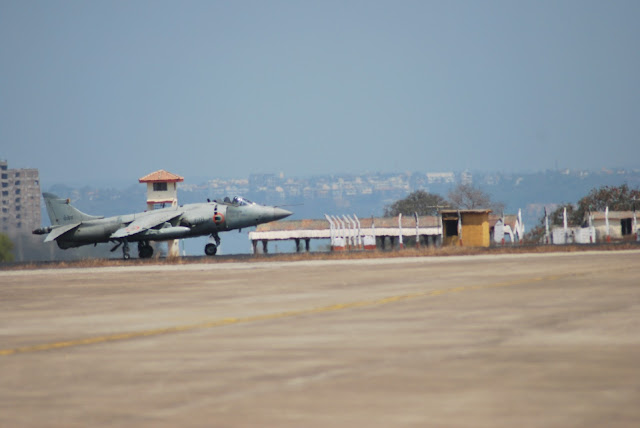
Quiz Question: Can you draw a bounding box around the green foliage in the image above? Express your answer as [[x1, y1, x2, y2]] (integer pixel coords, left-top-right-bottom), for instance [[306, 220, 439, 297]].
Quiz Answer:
[[0, 233, 14, 262], [542, 184, 640, 228], [386, 185, 506, 218], [547, 185, 640, 227], [384, 190, 449, 217], [576, 184, 640, 214]]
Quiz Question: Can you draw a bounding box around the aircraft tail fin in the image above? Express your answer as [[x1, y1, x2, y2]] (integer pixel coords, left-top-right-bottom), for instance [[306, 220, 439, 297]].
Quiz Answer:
[[42, 193, 103, 226]]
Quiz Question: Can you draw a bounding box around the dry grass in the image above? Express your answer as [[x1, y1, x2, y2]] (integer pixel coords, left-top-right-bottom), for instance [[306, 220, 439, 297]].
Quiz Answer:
[[264, 242, 640, 262], [3, 242, 639, 271]]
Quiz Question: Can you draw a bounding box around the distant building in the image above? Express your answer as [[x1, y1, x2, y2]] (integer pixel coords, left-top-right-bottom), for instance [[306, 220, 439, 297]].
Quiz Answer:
[[426, 172, 455, 184], [589, 210, 638, 241], [248, 215, 443, 254], [459, 170, 473, 185], [489, 211, 525, 244], [249, 173, 279, 191], [1, 160, 41, 234]]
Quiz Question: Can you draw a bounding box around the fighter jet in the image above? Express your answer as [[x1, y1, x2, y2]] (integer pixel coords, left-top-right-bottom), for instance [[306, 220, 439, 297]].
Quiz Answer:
[[33, 193, 292, 259]]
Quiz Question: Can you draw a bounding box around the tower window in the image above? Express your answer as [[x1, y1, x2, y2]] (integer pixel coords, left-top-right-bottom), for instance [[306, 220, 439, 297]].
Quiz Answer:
[[153, 182, 168, 191]]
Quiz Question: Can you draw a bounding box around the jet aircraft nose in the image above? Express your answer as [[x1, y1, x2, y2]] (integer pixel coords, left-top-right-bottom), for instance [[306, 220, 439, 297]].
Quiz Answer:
[[272, 207, 293, 221]]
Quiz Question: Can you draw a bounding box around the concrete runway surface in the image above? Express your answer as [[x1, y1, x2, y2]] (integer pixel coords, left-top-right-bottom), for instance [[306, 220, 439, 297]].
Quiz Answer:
[[1, 251, 639, 427]]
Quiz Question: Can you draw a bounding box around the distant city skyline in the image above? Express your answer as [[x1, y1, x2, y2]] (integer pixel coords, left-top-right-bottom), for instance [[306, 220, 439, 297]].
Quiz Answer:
[[43, 166, 640, 211], [4, 155, 639, 191], [2, 1, 639, 185]]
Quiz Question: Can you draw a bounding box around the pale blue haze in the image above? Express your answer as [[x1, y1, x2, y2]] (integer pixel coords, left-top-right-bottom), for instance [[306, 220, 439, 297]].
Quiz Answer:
[[1, 0, 639, 185]]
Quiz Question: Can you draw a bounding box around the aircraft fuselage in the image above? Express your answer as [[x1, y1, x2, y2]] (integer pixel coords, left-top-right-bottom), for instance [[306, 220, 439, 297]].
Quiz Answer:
[[52, 201, 290, 249]]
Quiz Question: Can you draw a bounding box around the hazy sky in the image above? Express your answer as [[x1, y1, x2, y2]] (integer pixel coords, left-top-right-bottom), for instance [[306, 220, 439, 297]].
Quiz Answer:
[[2, 0, 639, 186]]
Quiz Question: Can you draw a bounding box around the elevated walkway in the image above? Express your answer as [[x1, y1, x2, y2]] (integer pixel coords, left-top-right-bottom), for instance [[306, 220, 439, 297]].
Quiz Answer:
[[248, 216, 443, 253]]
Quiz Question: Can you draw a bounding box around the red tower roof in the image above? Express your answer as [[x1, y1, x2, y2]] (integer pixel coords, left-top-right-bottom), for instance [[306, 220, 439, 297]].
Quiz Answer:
[[138, 170, 184, 183]]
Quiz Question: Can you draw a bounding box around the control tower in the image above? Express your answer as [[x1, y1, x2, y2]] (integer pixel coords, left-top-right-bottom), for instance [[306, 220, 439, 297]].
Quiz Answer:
[[138, 170, 184, 257]]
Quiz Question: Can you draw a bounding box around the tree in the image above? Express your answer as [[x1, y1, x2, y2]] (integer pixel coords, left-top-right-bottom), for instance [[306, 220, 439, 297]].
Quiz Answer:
[[576, 184, 640, 217], [447, 183, 505, 213], [528, 184, 640, 243], [0, 233, 14, 262], [549, 203, 580, 226], [384, 190, 449, 217], [547, 184, 640, 227]]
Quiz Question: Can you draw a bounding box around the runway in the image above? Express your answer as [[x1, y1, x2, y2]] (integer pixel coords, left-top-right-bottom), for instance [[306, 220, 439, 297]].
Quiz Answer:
[[1, 251, 639, 427]]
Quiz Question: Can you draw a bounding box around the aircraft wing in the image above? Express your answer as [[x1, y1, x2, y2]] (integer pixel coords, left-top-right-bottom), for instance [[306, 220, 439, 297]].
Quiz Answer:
[[110, 210, 182, 239], [44, 223, 81, 243]]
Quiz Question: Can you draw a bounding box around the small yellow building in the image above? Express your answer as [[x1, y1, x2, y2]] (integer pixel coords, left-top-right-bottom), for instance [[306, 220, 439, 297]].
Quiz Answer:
[[440, 209, 492, 247]]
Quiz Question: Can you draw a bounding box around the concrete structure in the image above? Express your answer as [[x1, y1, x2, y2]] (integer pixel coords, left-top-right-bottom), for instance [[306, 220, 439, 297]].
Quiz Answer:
[[248, 215, 443, 254], [440, 209, 492, 247], [544, 206, 595, 245], [589, 210, 637, 241], [1, 160, 41, 235], [250, 210, 531, 252], [490, 214, 517, 244], [546, 209, 637, 245], [550, 225, 596, 245], [138, 170, 184, 257], [489, 210, 525, 245], [250, 219, 327, 254]]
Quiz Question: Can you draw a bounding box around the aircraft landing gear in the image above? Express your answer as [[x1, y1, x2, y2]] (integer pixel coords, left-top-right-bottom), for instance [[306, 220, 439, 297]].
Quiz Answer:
[[205, 243, 217, 256], [138, 241, 154, 259], [122, 240, 130, 260], [205, 232, 221, 256]]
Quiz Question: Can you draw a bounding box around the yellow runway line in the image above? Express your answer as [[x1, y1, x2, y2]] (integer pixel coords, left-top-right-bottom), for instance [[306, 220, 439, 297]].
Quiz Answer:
[[0, 271, 580, 357]]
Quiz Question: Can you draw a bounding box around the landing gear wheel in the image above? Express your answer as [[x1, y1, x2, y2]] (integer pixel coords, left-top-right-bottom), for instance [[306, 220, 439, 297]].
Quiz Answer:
[[138, 244, 154, 259], [122, 241, 130, 260], [204, 243, 217, 256]]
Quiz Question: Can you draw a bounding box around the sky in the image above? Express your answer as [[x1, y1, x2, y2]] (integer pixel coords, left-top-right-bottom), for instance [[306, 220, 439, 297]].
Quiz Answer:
[[1, 0, 639, 187]]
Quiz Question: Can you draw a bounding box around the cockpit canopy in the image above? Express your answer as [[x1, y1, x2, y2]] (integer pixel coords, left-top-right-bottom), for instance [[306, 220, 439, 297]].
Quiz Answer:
[[232, 196, 254, 206], [219, 196, 255, 206]]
